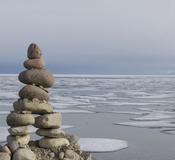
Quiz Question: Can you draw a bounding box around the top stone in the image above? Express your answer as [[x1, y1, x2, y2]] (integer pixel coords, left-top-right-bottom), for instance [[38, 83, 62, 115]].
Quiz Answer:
[[27, 43, 42, 59]]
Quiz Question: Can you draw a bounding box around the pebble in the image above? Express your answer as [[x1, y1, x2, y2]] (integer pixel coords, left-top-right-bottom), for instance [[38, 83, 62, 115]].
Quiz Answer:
[[27, 43, 42, 59], [59, 152, 65, 159]]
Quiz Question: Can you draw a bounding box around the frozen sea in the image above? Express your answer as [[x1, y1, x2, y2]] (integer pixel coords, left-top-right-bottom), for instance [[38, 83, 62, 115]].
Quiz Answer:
[[1, 74, 175, 160]]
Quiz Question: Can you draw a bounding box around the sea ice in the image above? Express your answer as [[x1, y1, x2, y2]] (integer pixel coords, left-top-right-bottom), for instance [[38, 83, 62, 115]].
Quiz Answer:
[[106, 101, 156, 106], [54, 109, 95, 114], [131, 112, 175, 121], [0, 127, 8, 142], [0, 111, 9, 115], [105, 111, 148, 115], [79, 138, 128, 153], [114, 120, 175, 128], [161, 129, 175, 135]]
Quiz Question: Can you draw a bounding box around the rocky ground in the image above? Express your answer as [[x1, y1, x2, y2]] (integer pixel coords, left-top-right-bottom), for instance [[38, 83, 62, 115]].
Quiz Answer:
[[29, 140, 92, 160], [0, 133, 93, 160], [29, 133, 93, 160]]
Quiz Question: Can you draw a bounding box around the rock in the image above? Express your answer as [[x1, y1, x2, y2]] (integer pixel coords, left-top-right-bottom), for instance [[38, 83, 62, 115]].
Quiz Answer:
[[34, 113, 62, 129], [12, 110, 32, 114], [7, 135, 30, 153], [7, 141, 19, 153], [36, 128, 65, 138], [48, 152, 55, 158], [59, 152, 65, 159], [38, 138, 69, 151], [24, 58, 45, 69], [19, 85, 49, 101], [18, 69, 54, 88], [66, 134, 79, 145], [13, 148, 36, 160], [0, 152, 11, 160], [7, 112, 35, 126], [13, 99, 53, 114], [27, 43, 42, 59], [65, 150, 80, 160], [0, 145, 11, 155], [8, 126, 29, 136], [7, 135, 30, 146]]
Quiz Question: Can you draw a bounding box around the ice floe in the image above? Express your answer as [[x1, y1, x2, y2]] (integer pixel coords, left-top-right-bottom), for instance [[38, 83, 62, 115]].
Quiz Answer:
[[131, 112, 175, 121], [161, 129, 175, 135], [54, 109, 95, 114], [114, 121, 175, 128], [0, 111, 10, 115], [79, 138, 128, 153], [105, 111, 148, 115], [105, 101, 157, 106]]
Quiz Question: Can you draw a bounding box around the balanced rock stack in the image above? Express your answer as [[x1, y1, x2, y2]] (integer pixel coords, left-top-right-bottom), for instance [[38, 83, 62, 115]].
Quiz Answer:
[[0, 43, 91, 160]]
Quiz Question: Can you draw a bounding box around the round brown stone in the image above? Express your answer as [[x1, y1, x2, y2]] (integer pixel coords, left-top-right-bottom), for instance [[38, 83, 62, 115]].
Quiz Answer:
[[18, 69, 54, 88], [27, 43, 42, 59], [23, 58, 45, 69], [19, 85, 49, 101]]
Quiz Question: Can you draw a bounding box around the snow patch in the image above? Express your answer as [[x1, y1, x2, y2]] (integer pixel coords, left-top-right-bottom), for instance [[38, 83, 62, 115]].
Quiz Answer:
[[79, 138, 128, 153]]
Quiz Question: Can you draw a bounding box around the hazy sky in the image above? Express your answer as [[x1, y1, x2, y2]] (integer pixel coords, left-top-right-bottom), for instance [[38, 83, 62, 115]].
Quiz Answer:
[[0, 0, 175, 74]]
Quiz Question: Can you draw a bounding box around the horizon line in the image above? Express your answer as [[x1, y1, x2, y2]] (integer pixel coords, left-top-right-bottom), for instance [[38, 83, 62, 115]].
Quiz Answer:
[[1, 73, 175, 78]]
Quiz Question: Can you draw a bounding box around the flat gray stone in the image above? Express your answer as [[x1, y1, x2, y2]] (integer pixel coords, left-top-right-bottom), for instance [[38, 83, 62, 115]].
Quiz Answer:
[[24, 58, 45, 69], [39, 138, 69, 151], [7, 112, 35, 127], [36, 128, 65, 138], [8, 126, 29, 136], [13, 99, 53, 114], [34, 113, 62, 129]]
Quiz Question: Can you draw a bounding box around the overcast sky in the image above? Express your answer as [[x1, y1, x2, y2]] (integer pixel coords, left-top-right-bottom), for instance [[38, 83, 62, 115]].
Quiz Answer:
[[0, 0, 174, 74]]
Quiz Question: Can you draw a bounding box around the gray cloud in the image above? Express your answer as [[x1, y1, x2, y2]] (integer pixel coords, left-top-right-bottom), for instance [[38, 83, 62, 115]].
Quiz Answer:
[[0, 0, 174, 74]]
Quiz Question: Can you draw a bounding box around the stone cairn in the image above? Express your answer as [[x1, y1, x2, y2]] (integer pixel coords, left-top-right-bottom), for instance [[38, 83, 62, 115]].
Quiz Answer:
[[0, 44, 90, 160]]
